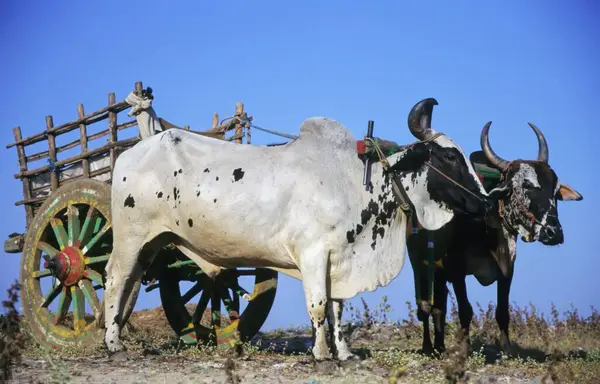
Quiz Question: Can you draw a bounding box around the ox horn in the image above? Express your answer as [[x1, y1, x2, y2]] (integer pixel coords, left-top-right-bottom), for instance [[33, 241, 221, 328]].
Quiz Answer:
[[480, 121, 510, 171], [407, 98, 438, 140], [527, 122, 549, 163]]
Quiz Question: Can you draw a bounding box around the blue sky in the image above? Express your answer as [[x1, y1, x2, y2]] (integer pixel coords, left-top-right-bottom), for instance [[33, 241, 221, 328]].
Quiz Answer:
[[0, 1, 598, 331]]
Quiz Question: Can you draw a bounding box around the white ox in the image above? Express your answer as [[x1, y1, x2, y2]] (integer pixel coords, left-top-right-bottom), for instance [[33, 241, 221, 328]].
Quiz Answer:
[[103, 96, 493, 361]]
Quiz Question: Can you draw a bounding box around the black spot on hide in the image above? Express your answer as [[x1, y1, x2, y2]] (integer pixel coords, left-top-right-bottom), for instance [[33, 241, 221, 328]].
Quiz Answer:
[[157, 191, 163, 198], [346, 230, 355, 243], [213, 198, 217, 203], [360, 200, 379, 225], [178, 169, 182, 174], [173, 171, 178, 177], [173, 187, 179, 201], [124, 195, 135, 208], [171, 134, 182, 144], [122, 177, 126, 182], [367, 181, 374, 194], [204, 168, 210, 173], [356, 224, 363, 235], [216, 176, 219, 181], [233, 168, 245, 182], [188, 219, 193, 227], [175, 220, 179, 226], [196, 191, 200, 197]]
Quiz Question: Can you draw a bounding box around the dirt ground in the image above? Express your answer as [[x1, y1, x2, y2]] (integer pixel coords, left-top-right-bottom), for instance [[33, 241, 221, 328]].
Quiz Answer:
[[6, 303, 600, 384]]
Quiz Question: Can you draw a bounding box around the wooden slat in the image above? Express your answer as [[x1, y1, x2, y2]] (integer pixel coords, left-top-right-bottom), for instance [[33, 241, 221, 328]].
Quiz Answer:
[[78, 104, 90, 178], [87, 128, 110, 142], [117, 120, 137, 131], [6, 101, 130, 149], [14, 136, 140, 179], [45, 116, 59, 190], [13, 127, 34, 226]]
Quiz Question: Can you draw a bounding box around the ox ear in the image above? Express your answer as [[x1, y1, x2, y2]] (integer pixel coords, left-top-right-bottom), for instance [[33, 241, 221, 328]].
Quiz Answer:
[[389, 142, 430, 173], [487, 182, 510, 200], [557, 182, 583, 201]]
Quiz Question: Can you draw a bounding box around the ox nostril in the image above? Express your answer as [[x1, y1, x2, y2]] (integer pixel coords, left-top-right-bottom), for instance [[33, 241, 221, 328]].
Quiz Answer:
[[545, 227, 556, 238]]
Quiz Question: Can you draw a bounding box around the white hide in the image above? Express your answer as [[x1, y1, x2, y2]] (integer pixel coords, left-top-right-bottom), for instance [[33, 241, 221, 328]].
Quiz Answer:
[[110, 117, 474, 300]]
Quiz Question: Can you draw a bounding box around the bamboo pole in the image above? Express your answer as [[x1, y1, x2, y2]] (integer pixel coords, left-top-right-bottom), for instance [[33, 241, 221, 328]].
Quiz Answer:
[[13, 127, 34, 226], [78, 104, 90, 178], [234, 102, 243, 144], [108, 92, 117, 171], [45, 116, 59, 190]]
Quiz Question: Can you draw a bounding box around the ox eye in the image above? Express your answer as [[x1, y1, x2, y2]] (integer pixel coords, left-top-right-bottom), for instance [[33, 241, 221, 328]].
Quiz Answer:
[[522, 180, 538, 190], [444, 153, 457, 162]]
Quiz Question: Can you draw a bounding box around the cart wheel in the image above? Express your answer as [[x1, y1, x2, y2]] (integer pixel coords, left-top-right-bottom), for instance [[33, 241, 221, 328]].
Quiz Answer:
[[20, 179, 140, 350], [158, 258, 277, 348]]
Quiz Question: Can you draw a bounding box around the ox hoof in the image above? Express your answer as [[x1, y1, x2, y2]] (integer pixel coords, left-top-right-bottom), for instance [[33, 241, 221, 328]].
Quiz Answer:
[[109, 350, 130, 362]]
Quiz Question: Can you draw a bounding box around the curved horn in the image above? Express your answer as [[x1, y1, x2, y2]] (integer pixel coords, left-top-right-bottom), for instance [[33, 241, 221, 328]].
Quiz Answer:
[[527, 122, 549, 163], [480, 121, 510, 171], [407, 98, 438, 140]]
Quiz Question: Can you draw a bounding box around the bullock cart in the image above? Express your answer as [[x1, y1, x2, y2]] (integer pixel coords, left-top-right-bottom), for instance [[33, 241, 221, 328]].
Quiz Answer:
[[4, 81, 280, 350]]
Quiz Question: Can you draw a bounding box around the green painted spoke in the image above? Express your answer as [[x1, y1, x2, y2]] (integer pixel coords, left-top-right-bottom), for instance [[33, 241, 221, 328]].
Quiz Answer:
[[85, 254, 110, 265], [81, 222, 110, 255], [53, 286, 72, 325], [93, 216, 103, 234], [83, 269, 104, 285], [220, 286, 239, 320], [70, 285, 86, 332], [231, 284, 252, 301], [41, 282, 63, 308], [50, 218, 68, 250], [181, 282, 203, 304], [211, 289, 221, 327], [67, 204, 81, 247], [79, 279, 101, 318], [37, 241, 59, 257], [31, 269, 53, 279], [192, 290, 211, 324], [76, 206, 98, 248]]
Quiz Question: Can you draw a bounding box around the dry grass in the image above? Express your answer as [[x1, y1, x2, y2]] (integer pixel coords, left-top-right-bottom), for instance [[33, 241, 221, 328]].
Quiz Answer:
[[6, 288, 600, 384]]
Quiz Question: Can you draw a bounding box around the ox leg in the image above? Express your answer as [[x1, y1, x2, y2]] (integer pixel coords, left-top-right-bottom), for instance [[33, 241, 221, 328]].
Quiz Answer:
[[496, 273, 515, 356], [451, 276, 473, 355], [103, 242, 147, 355], [326, 299, 355, 361], [432, 270, 448, 354], [299, 248, 331, 361]]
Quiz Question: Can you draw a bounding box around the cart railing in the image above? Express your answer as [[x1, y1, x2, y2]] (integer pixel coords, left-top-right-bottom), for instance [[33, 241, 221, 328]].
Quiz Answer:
[[5, 80, 253, 252]]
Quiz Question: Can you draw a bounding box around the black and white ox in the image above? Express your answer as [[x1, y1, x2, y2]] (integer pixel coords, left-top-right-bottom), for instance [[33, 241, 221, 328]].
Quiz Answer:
[[406, 121, 582, 356], [103, 98, 495, 361]]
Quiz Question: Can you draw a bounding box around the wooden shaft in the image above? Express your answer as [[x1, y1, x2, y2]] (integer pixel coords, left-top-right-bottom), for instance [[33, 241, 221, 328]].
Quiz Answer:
[[78, 104, 90, 178], [108, 92, 117, 171], [212, 113, 219, 131], [234, 102, 243, 144], [45, 116, 59, 190]]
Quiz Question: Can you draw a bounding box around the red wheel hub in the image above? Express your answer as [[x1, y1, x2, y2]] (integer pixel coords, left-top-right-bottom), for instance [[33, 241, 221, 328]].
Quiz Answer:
[[44, 247, 85, 286]]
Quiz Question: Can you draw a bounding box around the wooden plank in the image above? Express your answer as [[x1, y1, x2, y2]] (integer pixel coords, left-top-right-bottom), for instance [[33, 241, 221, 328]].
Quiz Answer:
[[78, 104, 90, 178], [87, 128, 110, 142], [45, 116, 59, 190], [6, 101, 130, 149], [108, 93, 117, 171], [117, 120, 137, 131], [14, 136, 140, 179], [13, 127, 34, 226], [234, 102, 243, 144]]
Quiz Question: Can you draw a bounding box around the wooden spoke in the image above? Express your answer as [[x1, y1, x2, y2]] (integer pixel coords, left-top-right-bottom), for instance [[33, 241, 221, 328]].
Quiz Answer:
[[53, 286, 72, 325], [79, 279, 101, 318], [84, 254, 110, 265], [41, 282, 63, 308], [81, 222, 110, 255], [231, 283, 252, 301], [50, 218, 68, 250], [211, 288, 222, 327], [67, 204, 81, 247], [76, 206, 98, 248], [83, 269, 104, 285], [181, 282, 203, 305], [37, 241, 59, 257], [220, 286, 239, 321], [232, 288, 240, 314], [31, 269, 53, 279], [192, 290, 211, 324], [70, 285, 86, 332]]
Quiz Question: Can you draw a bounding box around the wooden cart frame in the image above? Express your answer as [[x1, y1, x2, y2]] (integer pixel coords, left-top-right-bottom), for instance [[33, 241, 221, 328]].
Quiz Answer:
[[5, 81, 279, 350]]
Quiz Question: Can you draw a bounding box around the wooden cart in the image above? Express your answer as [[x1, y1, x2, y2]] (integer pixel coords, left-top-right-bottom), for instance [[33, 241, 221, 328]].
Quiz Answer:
[[4, 81, 279, 350]]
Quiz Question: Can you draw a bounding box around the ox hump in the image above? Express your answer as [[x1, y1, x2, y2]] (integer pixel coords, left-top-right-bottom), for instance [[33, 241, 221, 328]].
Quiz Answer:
[[298, 117, 356, 148]]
